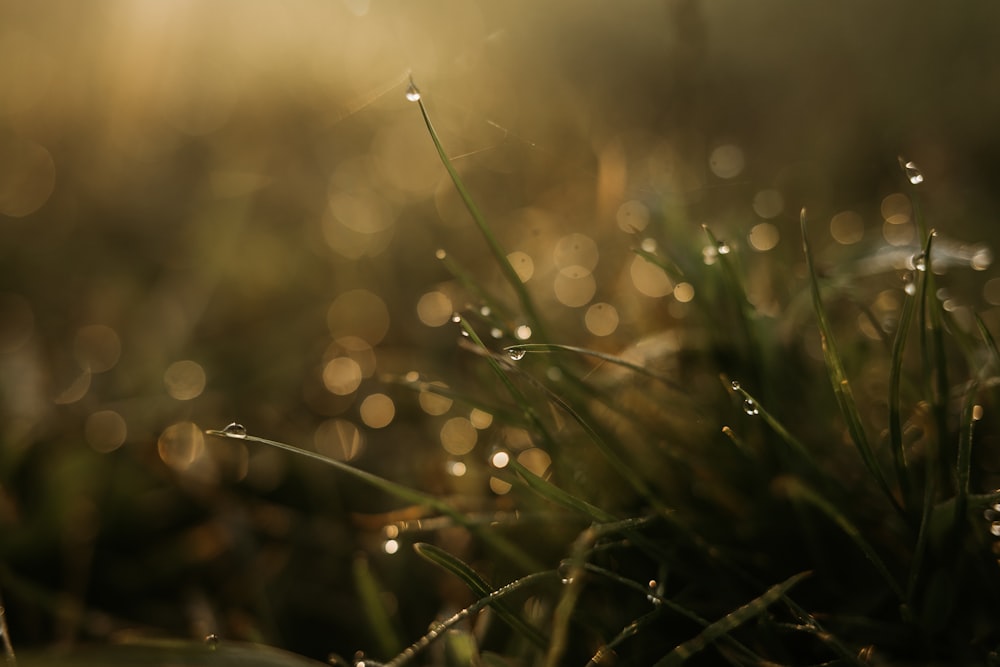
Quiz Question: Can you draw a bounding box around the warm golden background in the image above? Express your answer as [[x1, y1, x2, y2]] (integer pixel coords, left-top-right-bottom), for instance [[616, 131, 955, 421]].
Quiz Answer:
[[2, 0, 1000, 660]]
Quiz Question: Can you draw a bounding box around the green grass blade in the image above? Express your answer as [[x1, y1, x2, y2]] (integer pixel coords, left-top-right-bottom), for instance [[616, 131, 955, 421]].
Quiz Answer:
[[888, 276, 918, 513], [353, 554, 404, 660], [386, 571, 553, 667], [502, 343, 682, 390], [506, 457, 616, 523], [727, 378, 817, 467], [653, 571, 810, 667], [778, 477, 904, 600], [205, 427, 541, 573], [412, 80, 546, 339], [411, 543, 548, 649], [800, 208, 900, 513], [952, 379, 978, 537]]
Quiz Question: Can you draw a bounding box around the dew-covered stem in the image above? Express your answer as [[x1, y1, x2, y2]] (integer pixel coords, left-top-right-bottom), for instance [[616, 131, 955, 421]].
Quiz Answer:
[[411, 79, 547, 340]]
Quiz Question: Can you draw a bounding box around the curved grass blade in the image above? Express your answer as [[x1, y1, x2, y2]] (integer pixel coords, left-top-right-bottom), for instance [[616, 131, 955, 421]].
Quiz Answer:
[[205, 428, 541, 573], [801, 208, 901, 514], [726, 378, 816, 467], [385, 571, 553, 667], [412, 79, 546, 340], [585, 607, 668, 667], [501, 343, 682, 391], [952, 379, 978, 537], [888, 279, 919, 513], [653, 571, 810, 667], [411, 543, 548, 650]]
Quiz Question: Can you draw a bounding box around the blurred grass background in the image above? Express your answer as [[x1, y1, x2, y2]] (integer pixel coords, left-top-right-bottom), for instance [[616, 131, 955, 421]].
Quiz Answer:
[[2, 0, 1000, 662]]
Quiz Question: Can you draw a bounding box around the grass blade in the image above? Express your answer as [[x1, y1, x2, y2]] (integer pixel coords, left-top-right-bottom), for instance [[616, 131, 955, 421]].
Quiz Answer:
[[412, 79, 546, 339], [386, 571, 553, 667], [800, 208, 900, 513], [888, 276, 918, 513], [411, 543, 548, 649], [653, 571, 810, 667], [205, 427, 541, 573]]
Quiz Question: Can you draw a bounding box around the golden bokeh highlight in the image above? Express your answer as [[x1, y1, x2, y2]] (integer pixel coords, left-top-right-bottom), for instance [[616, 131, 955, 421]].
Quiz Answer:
[[164, 360, 206, 400], [517, 448, 552, 478], [322, 357, 363, 396], [418, 382, 452, 416], [553, 233, 599, 271], [673, 282, 695, 303], [469, 408, 493, 429], [630, 255, 673, 297], [708, 144, 744, 179], [883, 220, 914, 247], [584, 302, 619, 336], [880, 193, 912, 225], [616, 200, 650, 233], [327, 336, 377, 378], [359, 393, 395, 428], [416, 291, 453, 327], [73, 324, 121, 373], [157, 421, 205, 471], [748, 223, 779, 252], [314, 418, 364, 461], [553, 266, 596, 307], [85, 410, 127, 453], [830, 210, 865, 245], [327, 289, 390, 345], [440, 416, 477, 455], [507, 251, 535, 283], [489, 477, 512, 495]]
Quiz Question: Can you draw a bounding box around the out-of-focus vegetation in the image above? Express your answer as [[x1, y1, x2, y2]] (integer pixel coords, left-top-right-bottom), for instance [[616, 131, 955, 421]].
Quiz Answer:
[[4, 1, 1000, 664]]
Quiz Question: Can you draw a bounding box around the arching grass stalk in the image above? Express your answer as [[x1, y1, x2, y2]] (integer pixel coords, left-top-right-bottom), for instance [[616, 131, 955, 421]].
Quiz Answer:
[[653, 571, 811, 667], [204, 427, 541, 573], [410, 78, 547, 340], [383, 568, 555, 667], [801, 208, 902, 516], [411, 543, 548, 650]]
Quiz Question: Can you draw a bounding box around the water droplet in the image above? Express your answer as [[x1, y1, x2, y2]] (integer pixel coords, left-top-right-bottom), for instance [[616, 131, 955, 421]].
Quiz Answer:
[[730, 380, 741, 391], [514, 325, 532, 340], [460, 330, 470, 337], [405, 80, 421, 102], [451, 313, 462, 323], [742, 399, 759, 416], [506, 348, 526, 361], [911, 252, 927, 272], [993, 503, 1000, 513], [561, 577, 574, 585], [902, 271, 917, 295], [899, 157, 924, 185], [435, 248, 447, 260], [480, 305, 491, 316], [991, 521, 1000, 537], [716, 240, 731, 255], [490, 327, 503, 339], [205, 634, 220, 649], [221, 422, 247, 439]]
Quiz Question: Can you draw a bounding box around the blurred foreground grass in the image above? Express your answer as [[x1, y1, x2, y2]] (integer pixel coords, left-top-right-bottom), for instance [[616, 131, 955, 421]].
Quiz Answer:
[[3, 1, 1000, 665]]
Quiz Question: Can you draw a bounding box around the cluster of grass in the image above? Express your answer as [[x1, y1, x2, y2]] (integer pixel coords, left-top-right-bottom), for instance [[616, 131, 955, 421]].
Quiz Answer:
[[190, 83, 1000, 667]]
